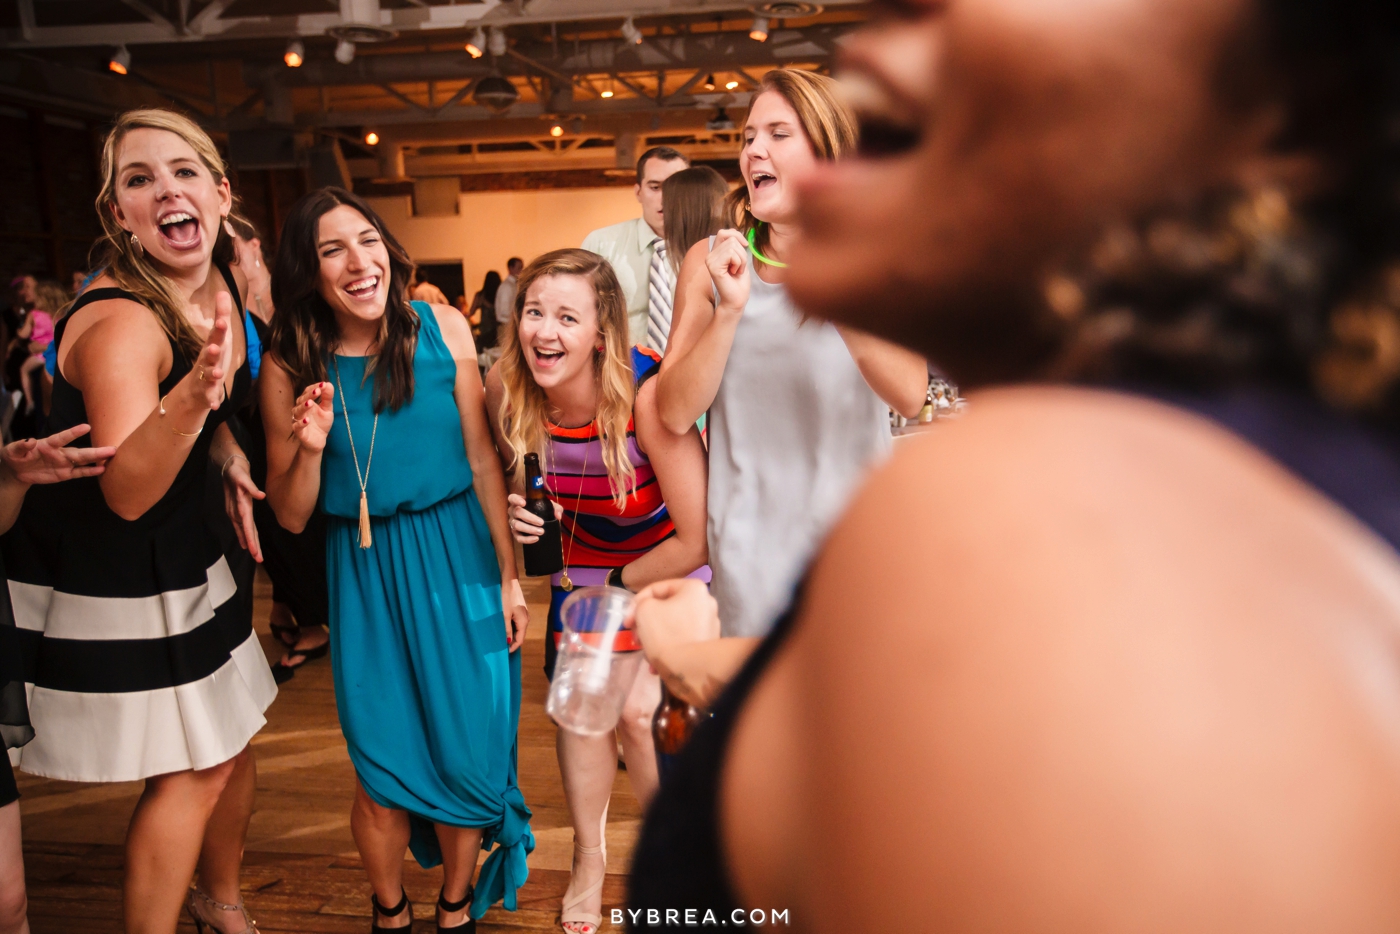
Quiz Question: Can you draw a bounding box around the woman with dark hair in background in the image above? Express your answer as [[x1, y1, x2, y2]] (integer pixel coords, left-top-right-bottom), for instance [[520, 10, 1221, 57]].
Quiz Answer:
[[651, 167, 728, 354], [1, 107, 276, 934], [469, 270, 502, 373], [262, 187, 531, 931], [224, 215, 329, 681], [629, 0, 1400, 929]]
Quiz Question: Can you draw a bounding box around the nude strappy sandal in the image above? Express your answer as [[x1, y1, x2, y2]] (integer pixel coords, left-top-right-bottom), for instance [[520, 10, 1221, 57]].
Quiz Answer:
[[560, 840, 606, 934]]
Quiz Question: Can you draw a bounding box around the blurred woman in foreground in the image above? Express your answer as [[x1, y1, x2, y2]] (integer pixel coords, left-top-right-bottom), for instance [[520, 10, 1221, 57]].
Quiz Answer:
[[629, 0, 1400, 930]]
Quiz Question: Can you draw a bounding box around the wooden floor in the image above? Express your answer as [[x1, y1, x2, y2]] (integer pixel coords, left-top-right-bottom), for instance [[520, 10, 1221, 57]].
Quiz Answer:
[[17, 570, 640, 933]]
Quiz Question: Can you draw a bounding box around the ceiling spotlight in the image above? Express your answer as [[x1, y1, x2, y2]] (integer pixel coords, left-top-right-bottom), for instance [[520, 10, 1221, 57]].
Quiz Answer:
[[364, 130, 380, 146], [749, 16, 770, 41], [284, 40, 305, 68], [335, 39, 356, 64], [487, 26, 507, 57], [725, 79, 740, 91], [550, 124, 564, 138], [703, 73, 716, 91], [465, 27, 485, 58], [473, 74, 520, 113], [620, 17, 643, 45], [600, 88, 614, 99], [108, 45, 131, 75]]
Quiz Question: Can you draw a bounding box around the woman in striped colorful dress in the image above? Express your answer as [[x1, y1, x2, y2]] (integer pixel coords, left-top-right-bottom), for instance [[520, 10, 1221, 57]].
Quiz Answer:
[[485, 248, 708, 934]]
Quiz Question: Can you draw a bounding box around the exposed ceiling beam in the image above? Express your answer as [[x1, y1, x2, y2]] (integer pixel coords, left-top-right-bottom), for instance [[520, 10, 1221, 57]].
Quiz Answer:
[[0, 1, 862, 49], [377, 82, 431, 114], [119, 0, 176, 31]]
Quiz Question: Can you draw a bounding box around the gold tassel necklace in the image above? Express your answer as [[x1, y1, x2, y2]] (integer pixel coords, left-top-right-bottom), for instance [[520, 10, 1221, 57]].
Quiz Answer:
[[331, 356, 380, 549]]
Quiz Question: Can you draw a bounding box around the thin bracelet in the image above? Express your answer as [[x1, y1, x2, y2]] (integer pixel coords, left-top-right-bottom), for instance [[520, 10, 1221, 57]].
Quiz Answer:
[[158, 393, 202, 438], [220, 452, 248, 478]]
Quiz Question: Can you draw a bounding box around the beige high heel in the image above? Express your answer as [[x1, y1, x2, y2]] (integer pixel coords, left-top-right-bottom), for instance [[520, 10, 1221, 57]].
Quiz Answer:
[[186, 887, 258, 934], [560, 840, 606, 934]]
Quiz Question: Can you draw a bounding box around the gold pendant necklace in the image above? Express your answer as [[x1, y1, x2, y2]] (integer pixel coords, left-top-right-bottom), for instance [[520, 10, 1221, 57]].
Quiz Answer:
[[553, 418, 593, 591], [331, 356, 380, 550]]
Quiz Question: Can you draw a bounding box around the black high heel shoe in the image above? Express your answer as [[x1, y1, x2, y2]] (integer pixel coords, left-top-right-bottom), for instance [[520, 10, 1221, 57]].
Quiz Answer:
[[371, 888, 412, 933], [437, 885, 476, 933]]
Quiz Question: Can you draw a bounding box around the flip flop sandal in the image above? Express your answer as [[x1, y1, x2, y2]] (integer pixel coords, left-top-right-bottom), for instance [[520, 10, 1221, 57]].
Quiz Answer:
[[270, 641, 329, 684]]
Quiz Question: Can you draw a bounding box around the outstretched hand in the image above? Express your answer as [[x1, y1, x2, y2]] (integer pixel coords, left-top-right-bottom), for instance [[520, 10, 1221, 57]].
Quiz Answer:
[[186, 290, 233, 411], [222, 454, 265, 563], [0, 424, 115, 485], [291, 381, 336, 453]]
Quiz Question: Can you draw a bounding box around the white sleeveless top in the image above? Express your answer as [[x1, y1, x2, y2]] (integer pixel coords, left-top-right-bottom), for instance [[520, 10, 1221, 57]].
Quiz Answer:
[[707, 245, 892, 637]]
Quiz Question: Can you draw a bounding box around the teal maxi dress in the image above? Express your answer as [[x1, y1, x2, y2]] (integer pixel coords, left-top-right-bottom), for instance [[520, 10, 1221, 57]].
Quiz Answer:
[[323, 302, 532, 919]]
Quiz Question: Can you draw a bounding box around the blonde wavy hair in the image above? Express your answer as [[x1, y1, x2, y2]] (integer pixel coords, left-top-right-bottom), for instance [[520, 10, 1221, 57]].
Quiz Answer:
[[497, 249, 638, 509], [95, 109, 243, 360]]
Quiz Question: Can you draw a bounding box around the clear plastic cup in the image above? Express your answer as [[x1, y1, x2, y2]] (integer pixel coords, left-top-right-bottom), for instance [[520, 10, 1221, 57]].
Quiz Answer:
[[546, 586, 644, 736]]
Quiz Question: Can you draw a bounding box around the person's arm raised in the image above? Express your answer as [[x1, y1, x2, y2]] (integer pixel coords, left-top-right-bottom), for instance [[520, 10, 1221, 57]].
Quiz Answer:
[[436, 305, 529, 652], [655, 230, 750, 434], [261, 357, 333, 534], [836, 326, 930, 419], [72, 291, 233, 520], [621, 378, 709, 589]]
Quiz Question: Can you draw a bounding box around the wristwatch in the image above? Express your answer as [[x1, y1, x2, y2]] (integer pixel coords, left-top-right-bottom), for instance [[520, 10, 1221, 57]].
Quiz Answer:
[[606, 566, 631, 592]]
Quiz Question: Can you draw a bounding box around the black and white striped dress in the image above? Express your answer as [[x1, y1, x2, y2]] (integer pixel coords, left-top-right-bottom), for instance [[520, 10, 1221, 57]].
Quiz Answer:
[[2, 273, 277, 783]]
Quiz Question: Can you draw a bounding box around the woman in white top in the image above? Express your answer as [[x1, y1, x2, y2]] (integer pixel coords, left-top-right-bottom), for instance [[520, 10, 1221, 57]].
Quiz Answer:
[[656, 68, 928, 637]]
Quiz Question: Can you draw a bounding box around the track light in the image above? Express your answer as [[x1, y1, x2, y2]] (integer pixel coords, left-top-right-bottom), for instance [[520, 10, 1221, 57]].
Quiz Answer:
[[703, 73, 716, 91], [108, 45, 131, 75], [725, 79, 740, 91], [600, 76, 615, 99], [620, 17, 643, 45], [465, 27, 485, 58], [550, 124, 564, 138], [749, 16, 770, 41], [334, 39, 356, 64], [284, 40, 304, 68], [487, 26, 507, 57], [364, 131, 379, 146]]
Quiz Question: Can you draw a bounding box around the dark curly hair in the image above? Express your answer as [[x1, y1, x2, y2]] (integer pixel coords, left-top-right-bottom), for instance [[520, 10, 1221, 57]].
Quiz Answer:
[[268, 187, 419, 413], [1050, 0, 1400, 427]]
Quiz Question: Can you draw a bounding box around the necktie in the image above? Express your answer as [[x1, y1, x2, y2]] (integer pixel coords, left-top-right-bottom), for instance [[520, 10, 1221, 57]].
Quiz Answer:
[[647, 239, 675, 354]]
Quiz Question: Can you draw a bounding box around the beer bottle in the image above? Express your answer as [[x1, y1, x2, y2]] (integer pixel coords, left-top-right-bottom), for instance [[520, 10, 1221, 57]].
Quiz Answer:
[[521, 453, 564, 577], [652, 681, 708, 781]]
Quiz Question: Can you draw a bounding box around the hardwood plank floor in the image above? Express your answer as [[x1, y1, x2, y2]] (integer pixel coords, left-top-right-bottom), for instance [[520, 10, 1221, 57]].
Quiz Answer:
[[18, 569, 638, 932]]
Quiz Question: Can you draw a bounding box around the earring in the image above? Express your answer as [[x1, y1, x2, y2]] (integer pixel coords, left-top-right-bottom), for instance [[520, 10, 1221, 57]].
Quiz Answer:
[[744, 200, 752, 214], [223, 218, 236, 238], [130, 232, 143, 257]]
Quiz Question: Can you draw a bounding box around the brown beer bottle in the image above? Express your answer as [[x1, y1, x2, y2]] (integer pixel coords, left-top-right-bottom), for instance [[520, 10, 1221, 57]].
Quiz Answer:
[[652, 681, 707, 758], [521, 453, 564, 577]]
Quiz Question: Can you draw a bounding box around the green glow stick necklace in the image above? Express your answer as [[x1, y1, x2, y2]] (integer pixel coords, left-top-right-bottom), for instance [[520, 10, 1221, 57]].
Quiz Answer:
[[747, 223, 788, 268]]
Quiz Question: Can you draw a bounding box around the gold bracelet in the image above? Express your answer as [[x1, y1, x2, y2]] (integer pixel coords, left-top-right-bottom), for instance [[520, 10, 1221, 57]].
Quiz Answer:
[[159, 393, 203, 438]]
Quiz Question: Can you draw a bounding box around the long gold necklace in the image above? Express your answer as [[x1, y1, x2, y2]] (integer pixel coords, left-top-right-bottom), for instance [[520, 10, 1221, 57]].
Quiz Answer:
[[331, 356, 380, 550], [551, 418, 593, 591]]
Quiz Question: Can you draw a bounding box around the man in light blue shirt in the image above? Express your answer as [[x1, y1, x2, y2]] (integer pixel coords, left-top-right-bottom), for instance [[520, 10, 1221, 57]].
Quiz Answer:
[[581, 146, 689, 346]]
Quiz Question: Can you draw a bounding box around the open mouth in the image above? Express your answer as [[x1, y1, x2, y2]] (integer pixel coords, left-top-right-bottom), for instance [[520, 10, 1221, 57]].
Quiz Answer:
[[344, 276, 380, 300], [157, 211, 201, 247], [532, 347, 565, 367], [750, 172, 777, 190]]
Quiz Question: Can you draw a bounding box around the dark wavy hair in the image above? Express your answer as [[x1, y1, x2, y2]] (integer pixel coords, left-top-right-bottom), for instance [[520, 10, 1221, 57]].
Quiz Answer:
[[268, 187, 419, 413], [1049, 0, 1400, 427]]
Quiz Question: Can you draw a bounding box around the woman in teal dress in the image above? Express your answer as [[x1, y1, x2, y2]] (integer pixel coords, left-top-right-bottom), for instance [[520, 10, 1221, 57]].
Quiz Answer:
[[261, 187, 531, 933]]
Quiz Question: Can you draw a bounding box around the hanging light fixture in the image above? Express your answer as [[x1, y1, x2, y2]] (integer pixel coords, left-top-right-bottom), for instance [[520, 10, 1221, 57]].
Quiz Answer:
[[703, 73, 716, 91], [473, 74, 520, 112], [487, 26, 508, 57], [749, 16, 770, 41], [600, 76, 615, 99], [284, 40, 305, 68], [725, 79, 740, 91], [108, 45, 131, 75], [550, 124, 564, 138], [364, 130, 380, 146], [465, 27, 485, 58], [334, 39, 356, 64], [620, 17, 643, 45]]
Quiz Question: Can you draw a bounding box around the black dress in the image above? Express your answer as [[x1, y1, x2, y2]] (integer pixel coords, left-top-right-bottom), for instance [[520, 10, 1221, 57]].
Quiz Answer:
[[626, 388, 1400, 929], [1, 268, 278, 783]]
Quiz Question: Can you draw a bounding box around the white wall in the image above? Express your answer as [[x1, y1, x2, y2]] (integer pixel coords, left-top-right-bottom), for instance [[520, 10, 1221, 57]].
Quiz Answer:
[[366, 186, 642, 302]]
